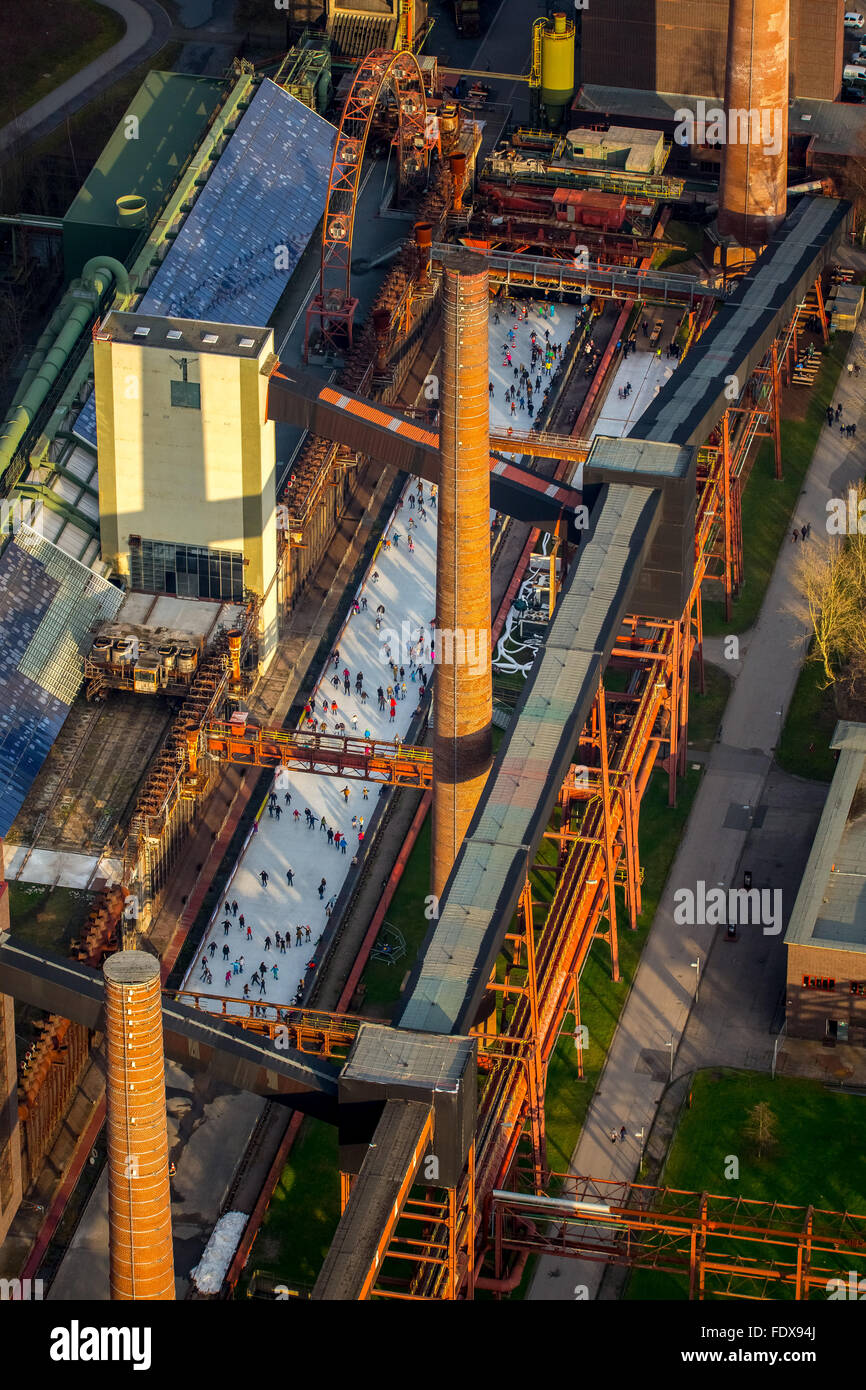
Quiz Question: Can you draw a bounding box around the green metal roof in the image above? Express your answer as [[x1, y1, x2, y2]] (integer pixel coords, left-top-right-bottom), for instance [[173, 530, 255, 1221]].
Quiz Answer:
[[63, 72, 225, 230]]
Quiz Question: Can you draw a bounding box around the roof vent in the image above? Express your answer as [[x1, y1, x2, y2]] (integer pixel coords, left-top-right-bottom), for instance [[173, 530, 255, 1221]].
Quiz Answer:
[[202, 332, 219, 344]]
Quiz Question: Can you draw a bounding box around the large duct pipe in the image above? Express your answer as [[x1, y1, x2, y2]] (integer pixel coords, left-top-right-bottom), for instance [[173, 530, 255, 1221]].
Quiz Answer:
[[717, 0, 789, 247], [104, 951, 175, 1301], [0, 255, 131, 476], [431, 251, 493, 898]]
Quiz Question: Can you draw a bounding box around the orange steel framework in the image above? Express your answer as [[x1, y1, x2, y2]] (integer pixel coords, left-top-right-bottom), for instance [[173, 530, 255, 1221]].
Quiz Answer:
[[489, 1176, 866, 1300], [306, 48, 430, 358], [320, 280, 832, 1298], [183, 721, 432, 790]]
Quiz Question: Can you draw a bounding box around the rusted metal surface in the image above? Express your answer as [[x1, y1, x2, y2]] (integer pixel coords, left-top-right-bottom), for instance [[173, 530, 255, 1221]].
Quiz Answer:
[[717, 0, 789, 246]]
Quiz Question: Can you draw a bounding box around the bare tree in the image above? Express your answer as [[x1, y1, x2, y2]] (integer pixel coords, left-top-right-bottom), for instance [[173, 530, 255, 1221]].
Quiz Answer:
[[791, 537, 859, 685], [743, 1101, 778, 1158]]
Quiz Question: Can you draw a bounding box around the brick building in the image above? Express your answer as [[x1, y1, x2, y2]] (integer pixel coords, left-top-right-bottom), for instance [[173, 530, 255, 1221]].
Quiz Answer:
[[581, 0, 845, 102], [784, 722, 866, 1046]]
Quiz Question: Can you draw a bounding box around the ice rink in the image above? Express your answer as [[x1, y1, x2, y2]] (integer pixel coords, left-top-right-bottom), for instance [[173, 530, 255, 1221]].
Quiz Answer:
[[183, 300, 675, 1013]]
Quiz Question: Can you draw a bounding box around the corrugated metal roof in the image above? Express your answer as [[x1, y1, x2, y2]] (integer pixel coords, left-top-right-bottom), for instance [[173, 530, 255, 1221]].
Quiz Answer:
[[785, 722, 866, 954], [633, 198, 850, 447], [63, 72, 224, 230]]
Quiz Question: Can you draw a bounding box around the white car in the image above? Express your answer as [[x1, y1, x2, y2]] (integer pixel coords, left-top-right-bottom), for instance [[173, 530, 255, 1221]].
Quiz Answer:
[[845, 11, 865, 27]]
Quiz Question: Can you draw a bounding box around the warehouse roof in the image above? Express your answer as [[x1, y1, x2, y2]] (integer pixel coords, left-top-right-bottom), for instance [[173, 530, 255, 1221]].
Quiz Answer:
[[573, 85, 866, 158], [63, 72, 225, 229], [785, 723, 866, 955], [0, 527, 123, 838]]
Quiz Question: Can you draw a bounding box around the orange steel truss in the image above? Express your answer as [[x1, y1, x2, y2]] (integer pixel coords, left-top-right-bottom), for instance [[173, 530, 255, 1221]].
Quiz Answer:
[[185, 721, 432, 790], [489, 1174, 866, 1300], [338, 287, 826, 1298], [306, 48, 429, 357]]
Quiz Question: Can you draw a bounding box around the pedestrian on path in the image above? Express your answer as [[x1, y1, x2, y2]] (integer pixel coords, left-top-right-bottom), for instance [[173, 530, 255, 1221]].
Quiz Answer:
[[619, 1126, 627, 1143], [609, 1130, 617, 1144]]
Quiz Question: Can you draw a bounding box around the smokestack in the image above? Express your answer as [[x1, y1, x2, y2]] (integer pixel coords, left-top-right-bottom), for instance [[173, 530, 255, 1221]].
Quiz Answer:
[[104, 951, 175, 1300], [431, 252, 493, 898], [717, 0, 789, 247]]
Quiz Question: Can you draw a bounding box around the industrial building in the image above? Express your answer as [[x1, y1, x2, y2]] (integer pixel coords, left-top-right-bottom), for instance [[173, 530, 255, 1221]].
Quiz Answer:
[[581, 0, 845, 101], [785, 722, 866, 1046], [0, 0, 863, 1301]]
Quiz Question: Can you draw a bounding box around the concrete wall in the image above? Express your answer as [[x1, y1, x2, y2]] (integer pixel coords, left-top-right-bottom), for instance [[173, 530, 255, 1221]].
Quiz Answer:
[[582, 0, 844, 101], [786, 942, 866, 1044], [94, 337, 278, 670]]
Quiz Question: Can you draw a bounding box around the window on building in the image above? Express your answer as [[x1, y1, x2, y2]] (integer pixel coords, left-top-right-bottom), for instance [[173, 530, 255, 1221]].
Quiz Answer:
[[130, 539, 244, 601], [802, 975, 835, 991], [850, 981, 866, 996], [170, 379, 201, 409]]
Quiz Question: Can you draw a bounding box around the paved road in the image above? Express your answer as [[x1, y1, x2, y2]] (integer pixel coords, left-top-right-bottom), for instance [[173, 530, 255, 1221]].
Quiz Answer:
[[0, 0, 171, 156], [528, 245, 866, 1299]]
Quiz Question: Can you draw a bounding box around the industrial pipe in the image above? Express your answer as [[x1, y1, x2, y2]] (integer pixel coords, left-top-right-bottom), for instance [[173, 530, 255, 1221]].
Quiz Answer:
[[0, 255, 131, 476]]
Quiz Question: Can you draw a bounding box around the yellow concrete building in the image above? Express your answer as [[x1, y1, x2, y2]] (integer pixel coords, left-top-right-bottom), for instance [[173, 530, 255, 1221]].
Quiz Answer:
[[93, 312, 279, 669]]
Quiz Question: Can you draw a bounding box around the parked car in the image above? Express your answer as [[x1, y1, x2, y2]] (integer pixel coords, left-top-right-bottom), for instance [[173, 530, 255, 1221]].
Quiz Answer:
[[845, 10, 864, 27]]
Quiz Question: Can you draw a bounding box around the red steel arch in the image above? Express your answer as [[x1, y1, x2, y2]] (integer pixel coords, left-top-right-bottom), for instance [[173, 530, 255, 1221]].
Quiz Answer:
[[305, 48, 429, 359]]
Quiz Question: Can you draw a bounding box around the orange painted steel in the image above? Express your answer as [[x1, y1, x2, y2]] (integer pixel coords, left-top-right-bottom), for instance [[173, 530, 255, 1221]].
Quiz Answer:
[[307, 48, 428, 356], [191, 721, 432, 790], [490, 1176, 866, 1299], [431, 254, 493, 896], [166, 993, 362, 1059], [357, 1105, 435, 1300], [104, 952, 174, 1301]]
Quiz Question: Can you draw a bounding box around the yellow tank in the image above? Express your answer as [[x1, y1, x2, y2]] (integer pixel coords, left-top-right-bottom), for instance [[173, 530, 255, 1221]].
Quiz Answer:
[[540, 12, 575, 129]]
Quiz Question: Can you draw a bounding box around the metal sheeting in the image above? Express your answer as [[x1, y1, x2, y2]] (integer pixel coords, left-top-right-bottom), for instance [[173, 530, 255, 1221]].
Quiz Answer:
[[73, 81, 336, 449], [785, 722, 866, 955], [633, 197, 851, 448], [0, 528, 123, 837], [398, 483, 661, 1037], [139, 81, 334, 325]]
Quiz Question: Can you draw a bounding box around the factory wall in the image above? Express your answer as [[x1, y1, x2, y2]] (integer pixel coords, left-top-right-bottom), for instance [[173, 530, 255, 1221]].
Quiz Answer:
[[582, 0, 844, 101], [93, 338, 279, 669]]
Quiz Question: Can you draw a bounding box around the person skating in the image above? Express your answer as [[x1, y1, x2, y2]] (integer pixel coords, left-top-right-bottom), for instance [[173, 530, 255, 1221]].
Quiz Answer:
[[296, 925, 304, 946], [239, 912, 245, 930], [208, 941, 216, 958], [223, 919, 231, 936], [286, 867, 294, 885], [225, 970, 233, 988], [246, 924, 253, 940], [260, 869, 269, 887], [305, 925, 312, 942], [264, 935, 271, 951], [223, 943, 230, 960], [232, 900, 238, 916]]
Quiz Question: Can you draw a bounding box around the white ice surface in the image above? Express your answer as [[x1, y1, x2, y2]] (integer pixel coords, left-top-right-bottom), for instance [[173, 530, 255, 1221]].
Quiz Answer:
[[183, 300, 661, 1012]]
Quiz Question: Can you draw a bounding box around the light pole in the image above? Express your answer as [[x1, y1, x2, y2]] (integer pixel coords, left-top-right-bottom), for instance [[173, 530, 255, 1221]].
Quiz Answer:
[[691, 956, 701, 1002], [636, 1127, 646, 1169], [664, 1035, 674, 1082]]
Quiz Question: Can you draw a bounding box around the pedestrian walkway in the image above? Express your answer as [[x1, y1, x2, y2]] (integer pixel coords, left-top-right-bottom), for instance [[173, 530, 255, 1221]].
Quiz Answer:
[[0, 0, 169, 154], [529, 265, 866, 1300]]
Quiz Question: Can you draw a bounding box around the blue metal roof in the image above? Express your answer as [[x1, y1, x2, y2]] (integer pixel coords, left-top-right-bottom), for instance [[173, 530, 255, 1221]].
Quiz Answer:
[[0, 530, 123, 838], [73, 79, 335, 449]]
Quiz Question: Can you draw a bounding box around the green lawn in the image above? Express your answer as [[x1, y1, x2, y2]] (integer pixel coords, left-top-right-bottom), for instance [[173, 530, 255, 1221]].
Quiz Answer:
[[239, 1117, 341, 1296], [776, 652, 840, 782], [653, 220, 703, 271], [8, 881, 96, 957], [626, 1069, 866, 1299], [702, 334, 851, 637], [686, 662, 731, 750], [1, 0, 126, 129]]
